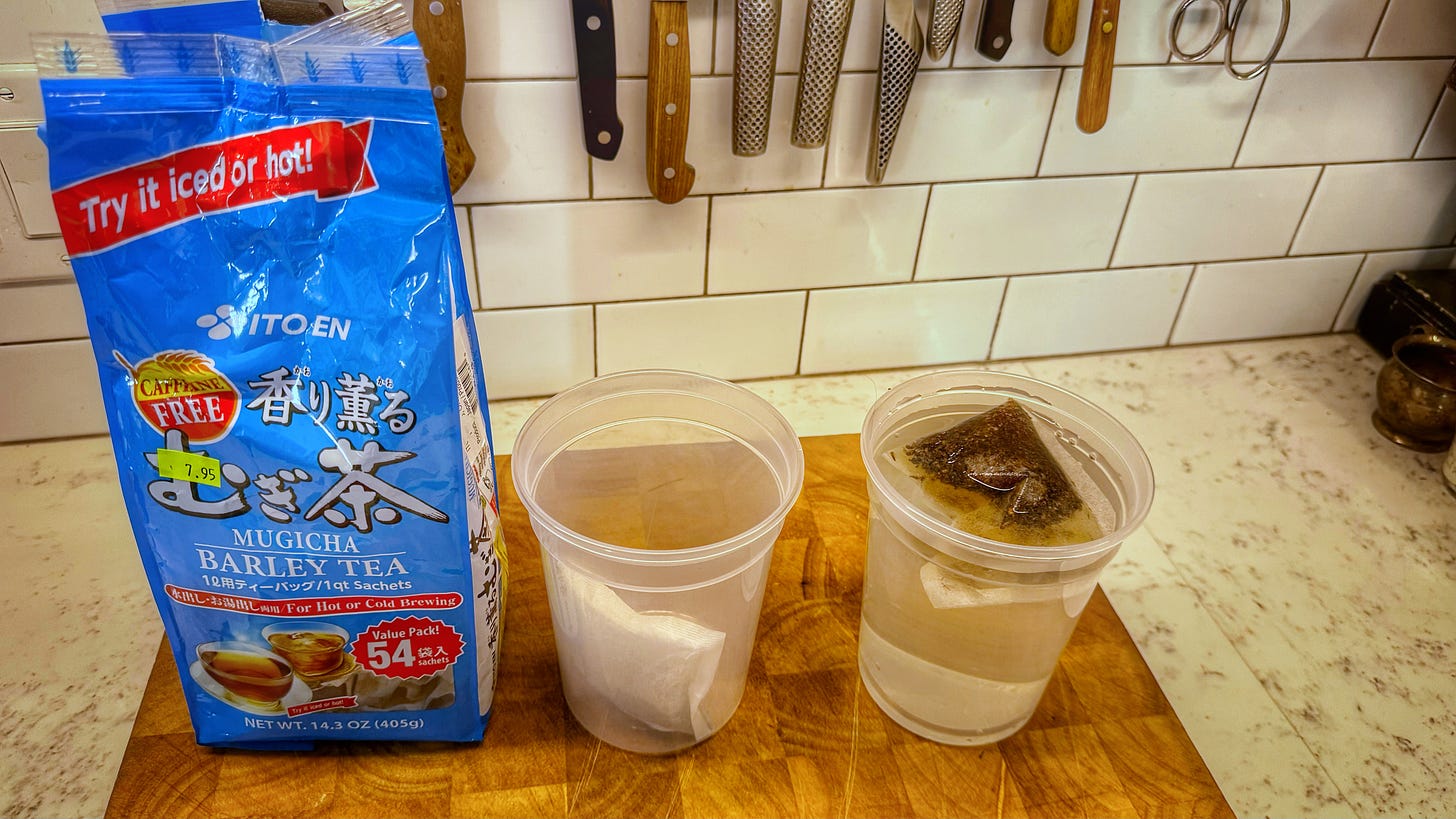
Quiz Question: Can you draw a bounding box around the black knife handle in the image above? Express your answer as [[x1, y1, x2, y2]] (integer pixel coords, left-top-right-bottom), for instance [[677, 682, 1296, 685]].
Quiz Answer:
[[976, 0, 1015, 61], [572, 0, 624, 160]]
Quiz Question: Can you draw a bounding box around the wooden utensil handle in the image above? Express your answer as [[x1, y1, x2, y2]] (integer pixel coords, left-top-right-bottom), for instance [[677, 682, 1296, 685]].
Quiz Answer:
[[414, 0, 475, 192], [1044, 0, 1078, 55], [646, 2, 695, 204], [1076, 0, 1118, 133]]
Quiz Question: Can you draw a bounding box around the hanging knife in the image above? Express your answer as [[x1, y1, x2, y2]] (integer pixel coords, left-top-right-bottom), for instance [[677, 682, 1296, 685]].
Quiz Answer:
[[1076, 0, 1118, 133], [647, 0, 695, 203], [975, 0, 1015, 61], [867, 0, 922, 184], [571, 0, 623, 160], [413, 0, 474, 192], [1043, 0, 1078, 56], [733, 0, 782, 157], [926, 0, 964, 61], [791, 0, 854, 149]]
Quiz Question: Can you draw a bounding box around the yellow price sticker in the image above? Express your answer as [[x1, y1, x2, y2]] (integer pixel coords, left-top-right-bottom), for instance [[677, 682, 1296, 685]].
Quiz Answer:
[[156, 449, 222, 487]]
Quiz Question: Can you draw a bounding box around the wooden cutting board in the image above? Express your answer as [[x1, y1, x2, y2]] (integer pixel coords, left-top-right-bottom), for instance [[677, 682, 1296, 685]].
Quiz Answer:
[[105, 434, 1232, 819]]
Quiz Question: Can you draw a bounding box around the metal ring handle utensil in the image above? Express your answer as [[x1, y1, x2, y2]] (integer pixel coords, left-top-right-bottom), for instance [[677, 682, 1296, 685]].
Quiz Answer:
[[1170, 0, 1288, 81]]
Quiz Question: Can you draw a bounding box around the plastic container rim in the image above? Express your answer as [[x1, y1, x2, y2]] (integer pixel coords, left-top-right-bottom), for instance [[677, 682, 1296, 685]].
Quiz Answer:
[[860, 369, 1155, 563], [512, 369, 806, 568]]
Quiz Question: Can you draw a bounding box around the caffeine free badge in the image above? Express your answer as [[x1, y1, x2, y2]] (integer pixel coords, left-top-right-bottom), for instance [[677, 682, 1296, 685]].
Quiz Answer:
[[115, 350, 241, 443]]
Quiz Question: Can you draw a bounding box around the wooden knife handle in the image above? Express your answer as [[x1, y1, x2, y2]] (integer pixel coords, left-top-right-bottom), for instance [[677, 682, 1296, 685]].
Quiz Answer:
[[1044, 0, 1078, 56], [414, 0, 475, 192], [646, 2, 695, 204], [1076, 0, 1118, 133]]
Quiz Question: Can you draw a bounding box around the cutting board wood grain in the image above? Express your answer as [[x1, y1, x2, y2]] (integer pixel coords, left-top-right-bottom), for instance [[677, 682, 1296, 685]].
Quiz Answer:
[[105, 434, 1233, 819]]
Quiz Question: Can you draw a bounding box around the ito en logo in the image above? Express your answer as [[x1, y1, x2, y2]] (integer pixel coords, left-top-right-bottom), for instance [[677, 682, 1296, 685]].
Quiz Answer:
[[196, 305, 238, 340], [113, 350, 241, 443]]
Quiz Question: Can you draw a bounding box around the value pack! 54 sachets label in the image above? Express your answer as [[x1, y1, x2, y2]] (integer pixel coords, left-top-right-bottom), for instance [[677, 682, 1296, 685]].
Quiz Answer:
[[37, 24, 506, 747]]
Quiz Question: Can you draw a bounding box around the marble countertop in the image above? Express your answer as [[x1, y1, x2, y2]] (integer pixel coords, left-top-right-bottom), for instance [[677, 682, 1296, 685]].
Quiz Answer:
[[3, 334, 1453, 818]]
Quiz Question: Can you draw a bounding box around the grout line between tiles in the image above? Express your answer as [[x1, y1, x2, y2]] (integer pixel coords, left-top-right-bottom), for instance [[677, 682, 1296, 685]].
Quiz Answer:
[[908, 185, 934, 281], [1164, 265, 1198, 347], [1283, 165, 1326, 257], [590, 303, 599, 377], [1366, 0, 1395, 59], [702, 196, 714, 295], [455, 157, 1456, 211], [984, 277, 1012, 361], [1104, 174, 1141, 268], [1033, 68, 1066, 178], [1412, 87, 1448, 160], [795, 289, 810, 376], [1329, 255, 1367, 333], [1230, 67, 1270, 169]]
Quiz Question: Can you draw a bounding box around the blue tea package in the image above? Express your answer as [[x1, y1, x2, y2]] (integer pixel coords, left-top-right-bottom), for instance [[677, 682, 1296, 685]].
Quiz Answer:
[[37, 28, 505, 747]]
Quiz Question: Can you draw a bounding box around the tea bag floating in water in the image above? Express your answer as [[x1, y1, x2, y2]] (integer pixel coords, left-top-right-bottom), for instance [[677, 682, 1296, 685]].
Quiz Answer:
[[892, 399, 1105, 547], [549, 561, 726, 741]]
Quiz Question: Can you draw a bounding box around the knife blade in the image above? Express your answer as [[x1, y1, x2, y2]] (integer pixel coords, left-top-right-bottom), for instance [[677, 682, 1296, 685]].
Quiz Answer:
[[867, 0, 922, 184], [571, 0, 624, 160], [647, 0, 695, 203], [1075, 0, 1118, 133], [1043, 0, 1078, 56], [791, 0, 855, 149], [926, 0, 964, 61], [413, 0, 475, 192], [733, 0, 782, 157], [975, 0, 1015, 61]]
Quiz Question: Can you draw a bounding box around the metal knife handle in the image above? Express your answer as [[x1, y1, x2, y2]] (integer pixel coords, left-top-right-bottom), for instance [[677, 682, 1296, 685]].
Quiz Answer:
[[412, 0, 474, 192], [926, 0, 964, 61], [867, 0, 922, 184], [647, 1, 695, 203], [1076, 0, 1118, 133], [572, 0, 624, 161], [1044, 0, 1079, 56], [975, 0, 1016, 61], [791, 0, 854, 149], [733, 0, 781, 157]]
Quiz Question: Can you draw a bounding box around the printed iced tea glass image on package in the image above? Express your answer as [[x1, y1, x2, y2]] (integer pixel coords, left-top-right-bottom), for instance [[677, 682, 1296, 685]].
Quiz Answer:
[[512, 370, 804, 754], [193, 641, 310, 714], [858, 371, 1154, 745]]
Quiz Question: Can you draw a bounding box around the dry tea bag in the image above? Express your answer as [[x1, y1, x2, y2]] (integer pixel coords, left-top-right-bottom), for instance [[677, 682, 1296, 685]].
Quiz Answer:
[[549, 561, 726, 740], [893, 399, 1105, 547]]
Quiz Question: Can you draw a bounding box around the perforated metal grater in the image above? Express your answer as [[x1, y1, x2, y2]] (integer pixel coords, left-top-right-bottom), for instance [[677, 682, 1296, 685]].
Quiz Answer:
[[868, 0, 923, 184], [791, 0, 855, 149], [733, 0, 782, 157], [926, 0, 965, 61]]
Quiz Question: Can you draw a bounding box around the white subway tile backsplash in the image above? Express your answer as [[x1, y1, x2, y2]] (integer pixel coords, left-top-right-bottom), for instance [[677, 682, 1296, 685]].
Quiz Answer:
[[1369, 0, 1456, 58], [1040, 65, 1261, 177], [991, 266, 1192, 359], [474, 306, 594, 400], [1415, 90, 1456, 159], [917, 175, 1134, 280], [800, 279, 1004, 374], [1291, 160, 1456, 255], [952, 0, 1172, 68], [824, 68, 1059, 187], [591, 76, 825, 199], [1237, 61, 1449, 167], [455, 81, 590, 205], [455, 207, 479, 309], [0, 195, 69, 284], [610, 0, 717, 77], [1113, 167, 1320, 268], [471, 198, 707, 309], [596, 292, 805, 380], [0, 66, 42, 125], [0, 280, 86, 343], [0, 127, 59, 237], [1334, 247, 1456, 332], [0, 340, 105, 442], [708, 186, 926, 293], [463, 2, 576, 79], [1170, 255, 1363, 344], [1174, 0, 1387, 64]]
